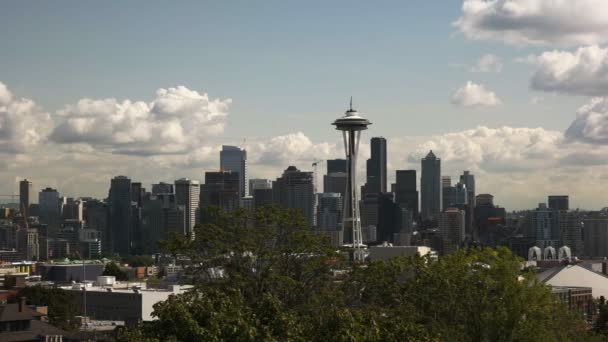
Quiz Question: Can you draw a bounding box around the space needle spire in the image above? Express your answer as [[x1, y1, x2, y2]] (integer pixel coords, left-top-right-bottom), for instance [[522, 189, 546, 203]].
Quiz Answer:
[[332, 98, 371, 260]]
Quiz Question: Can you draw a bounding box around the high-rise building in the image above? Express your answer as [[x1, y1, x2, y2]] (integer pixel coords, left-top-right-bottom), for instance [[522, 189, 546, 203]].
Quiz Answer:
[[421, 151, 441, 221], [441, 176, 451, 188], [393, 170, 418, 217], [583, 216, 608, 258], [253, 188, 273, 208], [152, 182, 174, 195], [439, 208, 465, 255], [220, 145, 247, 197], [273, 166, 315, 226], [376, 192, 412, 244], [19, 179, 32, 217], [39, 188, 61, 226], [174, 178, 200, 236], [62, 198, 84, 222], [327, 159, 347, 174], [316, 193, 342, 231], [474, 194, 506, 247], [558, 211, 583, 257], [548, 196, 569, 211], [459, 171, 476, 207], [108, 176, 132, 255], [532, 203, 559, 249], [249, 179, 272, 193], [200, 171, 240, 213], [362, 137, 387, 196]]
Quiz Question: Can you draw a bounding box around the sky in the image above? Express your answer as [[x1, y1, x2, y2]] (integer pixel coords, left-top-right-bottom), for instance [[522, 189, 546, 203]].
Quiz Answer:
[[2, 0, 608, 210]]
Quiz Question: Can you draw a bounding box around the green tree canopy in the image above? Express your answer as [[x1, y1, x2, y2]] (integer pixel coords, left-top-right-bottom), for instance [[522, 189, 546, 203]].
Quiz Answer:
[[12, 285, 79, 331], [102, 261, 129, 281], [122, 206, 597, 341]]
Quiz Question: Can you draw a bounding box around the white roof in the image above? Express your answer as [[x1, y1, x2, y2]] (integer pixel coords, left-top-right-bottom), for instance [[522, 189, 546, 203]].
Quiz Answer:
[[538, 264, 608, 298]]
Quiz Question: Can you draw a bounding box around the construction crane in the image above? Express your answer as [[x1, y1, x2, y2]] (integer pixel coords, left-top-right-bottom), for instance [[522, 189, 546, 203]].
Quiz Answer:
[[311, 160, 324, 193]]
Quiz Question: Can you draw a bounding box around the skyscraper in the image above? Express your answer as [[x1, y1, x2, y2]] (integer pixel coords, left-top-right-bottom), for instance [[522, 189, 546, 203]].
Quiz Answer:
[[200, 171, 240, 213], [393, 170, 418, 217], [421, 151, 441, 221], [39, 187, 61, 226], [316, 193, 342, 231], [548, 195, 569, 211], [108, 176, 132, 255], [459, 171, 476, 237], [249, 179, 272, 193], [220, 145, 247, 198], [332, 100, 371, 251], [362, 137, 387, 196], [174, 178, 200, 236], [323, 159, 347, 198], [19, 179, 32, 217], [273, 166, 315, 226]]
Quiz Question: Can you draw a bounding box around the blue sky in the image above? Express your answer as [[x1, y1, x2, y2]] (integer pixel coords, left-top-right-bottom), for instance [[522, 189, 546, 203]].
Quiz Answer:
[[2, 1, 608, 209]]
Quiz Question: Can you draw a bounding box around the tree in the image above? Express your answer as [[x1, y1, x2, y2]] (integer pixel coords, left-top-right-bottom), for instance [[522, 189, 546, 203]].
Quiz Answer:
[[102, 261, 129, 281], [122, 207, 597, 341], [12, 286, 79, 331]]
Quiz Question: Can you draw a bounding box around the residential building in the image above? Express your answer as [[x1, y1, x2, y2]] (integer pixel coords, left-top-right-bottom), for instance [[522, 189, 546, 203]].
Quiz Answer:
[[439, 208, 465, 255], [174, 178, 200, 236]]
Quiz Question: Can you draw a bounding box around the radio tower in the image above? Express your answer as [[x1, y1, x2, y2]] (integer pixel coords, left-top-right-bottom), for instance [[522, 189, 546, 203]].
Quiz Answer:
[[332, 98, 371, 260]]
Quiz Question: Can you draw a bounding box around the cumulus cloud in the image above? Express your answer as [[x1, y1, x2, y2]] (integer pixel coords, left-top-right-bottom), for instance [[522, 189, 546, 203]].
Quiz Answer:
[[454, 0, 608, 46], [565, 97, 608, 144], [50, 86, 231, 155], [451, 81, 501, 107], [528, 45, 608, 96], [0, 82, 52, 153], [470, 54, 502, 73], [254, 132, 340, 166]]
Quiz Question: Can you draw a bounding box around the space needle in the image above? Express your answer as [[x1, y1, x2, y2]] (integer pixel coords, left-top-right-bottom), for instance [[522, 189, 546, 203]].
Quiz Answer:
[[332, 98, 371, 259]]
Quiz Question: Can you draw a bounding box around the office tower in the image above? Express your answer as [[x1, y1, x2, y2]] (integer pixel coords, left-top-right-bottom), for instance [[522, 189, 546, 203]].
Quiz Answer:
[[17, 228, 39, 260], [394, 170, 419, 217], [327, 159, 347, 174], [249, 178, 272, 193], [152, 182, 174, 195], [83, 199, 108, 252], [443, 182, 468, 210], [362, 137, 387, 196], [332, 100, 371, 251], [439, 208, 465, 255], [360, 193, 379, 229], [441, 176, 451, 188], [583, 216, 608, 258], [474, 194, 506, 246], [220, 145, 247, 197], [19, 179, 32, 217], [39, 188, 61, 226], [273, 166, 315, 226], [253, 188, 273, 208], [421, 151, 441, 221], [141, 195, 164, 254], [376, 192, 412, 244], [532, 203, 559, 249], [558, 211, 583, 257], [459, 171, 476, 206], [548, 195, 569, 211], [316, 193, 342, 231], [131, 182, 144, 207], [108, 176, 132, 255], [200, 171, 240, 213], [62, 198, 84, 221], [174, 178, 200, 236]]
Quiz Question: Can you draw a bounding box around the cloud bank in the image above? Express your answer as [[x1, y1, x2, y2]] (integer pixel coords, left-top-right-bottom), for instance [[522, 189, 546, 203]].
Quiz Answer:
[[455, 0, 608, 46]]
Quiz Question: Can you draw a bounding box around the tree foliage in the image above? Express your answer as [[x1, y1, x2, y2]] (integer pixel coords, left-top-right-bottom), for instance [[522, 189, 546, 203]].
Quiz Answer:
[[123, 206, 596, 341], [123, 255, 155, 267], [102, 261, 129, 281], [12, 285, 80, 331]]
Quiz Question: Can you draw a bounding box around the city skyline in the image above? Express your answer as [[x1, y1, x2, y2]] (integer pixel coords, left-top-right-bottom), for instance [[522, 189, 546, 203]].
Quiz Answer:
[[3, 1, 608, 210]]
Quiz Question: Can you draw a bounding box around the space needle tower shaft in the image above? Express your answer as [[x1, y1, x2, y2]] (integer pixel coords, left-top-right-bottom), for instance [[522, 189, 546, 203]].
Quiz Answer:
[[332, 98, 371, 253]]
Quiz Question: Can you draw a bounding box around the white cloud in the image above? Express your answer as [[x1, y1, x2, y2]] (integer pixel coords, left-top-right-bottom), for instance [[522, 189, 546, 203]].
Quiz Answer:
[[470, 54, 502, 73], [0, 82, 52, 153], [565, 97, 608, 144], [254, 132, 340, 166], [529, 45, 608, 96], [451, 81, 502, 107], [454, 0, 608, 46], [50, 86, 231, 156]]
